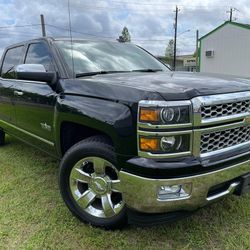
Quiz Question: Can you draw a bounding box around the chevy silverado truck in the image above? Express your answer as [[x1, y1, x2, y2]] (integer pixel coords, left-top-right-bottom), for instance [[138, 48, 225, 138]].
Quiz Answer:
[[0, 37, 250, 229]]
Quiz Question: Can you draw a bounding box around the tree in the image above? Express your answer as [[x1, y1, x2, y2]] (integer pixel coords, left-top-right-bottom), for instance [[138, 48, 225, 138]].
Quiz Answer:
[[118, 27, 131, 42], [165, 39, 174, 58]]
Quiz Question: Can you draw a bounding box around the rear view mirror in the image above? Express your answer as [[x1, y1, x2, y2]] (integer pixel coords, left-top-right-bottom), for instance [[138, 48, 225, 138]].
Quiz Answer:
[[15, 64, 57, 85]]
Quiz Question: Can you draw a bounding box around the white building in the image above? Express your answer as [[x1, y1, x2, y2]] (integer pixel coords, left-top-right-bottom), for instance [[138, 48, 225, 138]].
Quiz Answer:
[[199, 21, 250, 78]]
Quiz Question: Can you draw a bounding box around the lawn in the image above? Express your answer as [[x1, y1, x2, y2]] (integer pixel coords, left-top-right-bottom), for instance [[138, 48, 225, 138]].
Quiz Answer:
[[0, 136, 250, 250]]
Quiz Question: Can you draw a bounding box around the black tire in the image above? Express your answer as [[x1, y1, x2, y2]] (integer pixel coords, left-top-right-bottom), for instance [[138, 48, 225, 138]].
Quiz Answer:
[[0, 130, 5, 146], [59, 135, 127, 229]]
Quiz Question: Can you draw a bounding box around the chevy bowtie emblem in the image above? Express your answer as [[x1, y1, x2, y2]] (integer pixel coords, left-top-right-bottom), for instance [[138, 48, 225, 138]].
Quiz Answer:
[[94, 182, 105, 191], [245, 116, 250, 124]]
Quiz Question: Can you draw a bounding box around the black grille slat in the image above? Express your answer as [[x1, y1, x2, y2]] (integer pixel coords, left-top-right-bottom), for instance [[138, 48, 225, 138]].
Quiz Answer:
[[201, 100, 250, 119], [201, 126, 250, 154]]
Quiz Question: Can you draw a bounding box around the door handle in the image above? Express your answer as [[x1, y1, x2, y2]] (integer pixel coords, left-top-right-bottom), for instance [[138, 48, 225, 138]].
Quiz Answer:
[[14, 91, 24, 96]]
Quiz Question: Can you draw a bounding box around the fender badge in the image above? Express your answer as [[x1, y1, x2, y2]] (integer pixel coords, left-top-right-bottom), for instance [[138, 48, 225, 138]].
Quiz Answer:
[[40, 122, 52, 132]]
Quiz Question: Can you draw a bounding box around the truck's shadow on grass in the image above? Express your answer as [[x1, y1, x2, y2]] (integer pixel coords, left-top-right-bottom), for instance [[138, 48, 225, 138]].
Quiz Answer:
[[1, 136, 250, 249]]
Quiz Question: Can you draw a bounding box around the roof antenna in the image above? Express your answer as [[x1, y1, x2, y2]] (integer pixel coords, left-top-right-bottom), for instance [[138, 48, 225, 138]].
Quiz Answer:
[[67, 0, 75, 77]]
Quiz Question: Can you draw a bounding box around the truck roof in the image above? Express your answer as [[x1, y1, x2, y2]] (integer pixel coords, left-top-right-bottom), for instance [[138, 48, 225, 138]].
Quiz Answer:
[[5, 37, 120, 50]]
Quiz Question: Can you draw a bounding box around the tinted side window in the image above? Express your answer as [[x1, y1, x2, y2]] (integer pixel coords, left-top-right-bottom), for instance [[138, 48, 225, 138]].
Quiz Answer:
[[25, 43, 54, 71], [1, 46, 24, 78]]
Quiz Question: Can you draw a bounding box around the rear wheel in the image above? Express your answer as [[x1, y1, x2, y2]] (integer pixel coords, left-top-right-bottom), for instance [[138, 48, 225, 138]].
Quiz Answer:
[[59, 135, 127, 229]]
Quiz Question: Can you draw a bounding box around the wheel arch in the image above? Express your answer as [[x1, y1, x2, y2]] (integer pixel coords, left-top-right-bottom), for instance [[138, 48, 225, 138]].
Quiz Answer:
[[54, 95, 137, 157], [59, 121, 114, 155]]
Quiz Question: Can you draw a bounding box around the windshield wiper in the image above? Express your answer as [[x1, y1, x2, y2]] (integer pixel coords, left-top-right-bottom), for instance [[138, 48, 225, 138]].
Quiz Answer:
[[131, 69, 163, 72], [75, 70, 130, 78], [75, 69, 163, 77]]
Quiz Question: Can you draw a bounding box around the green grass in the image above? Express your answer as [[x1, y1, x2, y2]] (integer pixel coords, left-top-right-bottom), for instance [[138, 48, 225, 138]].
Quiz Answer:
[[0, 136, 250, 250]]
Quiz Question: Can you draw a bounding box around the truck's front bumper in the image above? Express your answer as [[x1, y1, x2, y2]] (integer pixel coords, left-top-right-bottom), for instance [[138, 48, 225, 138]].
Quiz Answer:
[[119, 159, 250, 213]]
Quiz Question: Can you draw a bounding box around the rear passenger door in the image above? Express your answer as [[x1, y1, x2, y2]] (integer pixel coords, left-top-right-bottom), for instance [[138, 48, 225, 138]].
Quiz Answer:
[[0, 45, 25, 132], [13, 42, 58, 154]]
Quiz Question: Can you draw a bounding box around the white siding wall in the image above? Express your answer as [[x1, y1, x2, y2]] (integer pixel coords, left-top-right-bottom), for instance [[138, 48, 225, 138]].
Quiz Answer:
[[200, 24, 250, 77]]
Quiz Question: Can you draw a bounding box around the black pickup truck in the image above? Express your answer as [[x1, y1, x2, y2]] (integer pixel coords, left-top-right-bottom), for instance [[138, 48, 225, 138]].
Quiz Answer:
[[1, 37, 250, 228]]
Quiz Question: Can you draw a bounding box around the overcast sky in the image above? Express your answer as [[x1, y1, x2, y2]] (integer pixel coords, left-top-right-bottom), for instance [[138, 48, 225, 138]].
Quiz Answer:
[[0, 0, 249, 57]]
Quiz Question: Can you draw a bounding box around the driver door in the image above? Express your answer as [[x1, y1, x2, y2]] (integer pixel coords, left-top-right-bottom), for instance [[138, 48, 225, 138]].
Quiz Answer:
[[12, 42, 57, 155]]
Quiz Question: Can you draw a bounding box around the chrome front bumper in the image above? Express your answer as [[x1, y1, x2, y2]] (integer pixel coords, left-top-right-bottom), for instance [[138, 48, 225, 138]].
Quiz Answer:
[[119, 160, 250, 213]]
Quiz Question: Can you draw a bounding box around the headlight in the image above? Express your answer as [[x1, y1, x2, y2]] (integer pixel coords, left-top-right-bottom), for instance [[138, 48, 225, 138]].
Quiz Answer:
[[161, 108, 176, 122], [139, 102, 191, 125], [139, 134, 190, 154], [161, 136, 179, 152], [138, 100, 192, 158], [160, 106, 190, 124]]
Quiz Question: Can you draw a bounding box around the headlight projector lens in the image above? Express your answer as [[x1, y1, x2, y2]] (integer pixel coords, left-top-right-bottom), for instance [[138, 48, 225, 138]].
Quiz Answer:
[[161, 107, 181, 123], [160, 136, 183, 152], [160, 136, 176, 151]]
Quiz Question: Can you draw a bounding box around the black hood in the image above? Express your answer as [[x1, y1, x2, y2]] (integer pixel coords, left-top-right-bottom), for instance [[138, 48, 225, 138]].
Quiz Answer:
[[60, 71, 250, 103]]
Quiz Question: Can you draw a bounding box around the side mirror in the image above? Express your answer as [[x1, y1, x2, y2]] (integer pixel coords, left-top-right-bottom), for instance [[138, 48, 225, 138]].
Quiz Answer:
[[15, 64, 57, 85]]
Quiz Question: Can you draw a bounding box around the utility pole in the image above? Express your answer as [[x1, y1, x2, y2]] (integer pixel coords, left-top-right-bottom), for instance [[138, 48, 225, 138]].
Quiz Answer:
[[173, 6, 180, 71], [227, 7, 239, 22], [196, 30, 199, 72], [229, 7, 233, 22], [40, 14, 46, 37]]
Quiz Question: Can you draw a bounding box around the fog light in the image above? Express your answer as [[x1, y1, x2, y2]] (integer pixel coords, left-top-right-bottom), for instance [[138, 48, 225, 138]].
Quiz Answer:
[[157, 183, 192, 200], [159, 185, 181, 194]]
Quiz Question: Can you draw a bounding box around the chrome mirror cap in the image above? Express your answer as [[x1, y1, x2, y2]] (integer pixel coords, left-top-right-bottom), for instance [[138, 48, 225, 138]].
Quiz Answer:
[[15, 64, 46, 73]]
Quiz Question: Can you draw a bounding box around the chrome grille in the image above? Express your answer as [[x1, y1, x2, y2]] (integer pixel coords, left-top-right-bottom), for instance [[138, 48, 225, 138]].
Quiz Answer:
[[201, 100, 250, 119], [201, 126, 250, 154]]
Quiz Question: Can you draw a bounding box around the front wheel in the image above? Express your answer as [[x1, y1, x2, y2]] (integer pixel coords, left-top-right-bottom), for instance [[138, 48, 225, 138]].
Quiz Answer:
[[59, 135, 127, 229]]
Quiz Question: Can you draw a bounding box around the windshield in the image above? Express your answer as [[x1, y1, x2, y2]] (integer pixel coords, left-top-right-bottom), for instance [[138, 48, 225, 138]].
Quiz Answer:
[[55, 40, 169, 76]]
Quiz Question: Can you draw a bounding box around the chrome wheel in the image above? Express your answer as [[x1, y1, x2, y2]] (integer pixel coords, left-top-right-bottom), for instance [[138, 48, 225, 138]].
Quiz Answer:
[[69, 157, 124, 218]]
